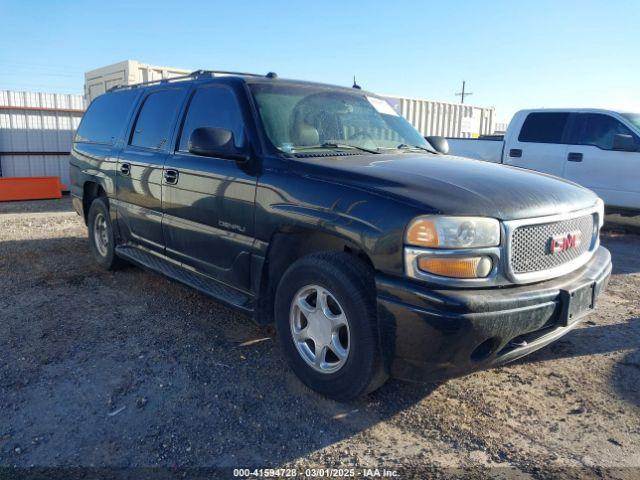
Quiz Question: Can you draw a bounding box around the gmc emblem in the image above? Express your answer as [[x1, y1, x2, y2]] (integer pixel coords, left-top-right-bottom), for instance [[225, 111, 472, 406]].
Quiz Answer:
[[549, 231, 582, 254]]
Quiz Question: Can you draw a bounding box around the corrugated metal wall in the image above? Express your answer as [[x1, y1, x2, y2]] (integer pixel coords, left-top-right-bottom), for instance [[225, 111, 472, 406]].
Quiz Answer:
[[0, 90, 85, 186], [385, 96, 495, 138]]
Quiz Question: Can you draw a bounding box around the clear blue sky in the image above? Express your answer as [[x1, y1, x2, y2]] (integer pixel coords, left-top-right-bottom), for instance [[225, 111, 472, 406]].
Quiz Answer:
[[1, 0, 638, 123]]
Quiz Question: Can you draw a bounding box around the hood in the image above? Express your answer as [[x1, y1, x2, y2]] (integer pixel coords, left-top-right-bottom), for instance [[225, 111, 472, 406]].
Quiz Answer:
[[298, 153, 599, 220]]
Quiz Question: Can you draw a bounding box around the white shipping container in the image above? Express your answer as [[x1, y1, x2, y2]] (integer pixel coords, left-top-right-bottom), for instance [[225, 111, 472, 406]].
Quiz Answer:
[[84, 60, 191, 102], [384, 95, 495, 138], [0, 90, 85, 187]]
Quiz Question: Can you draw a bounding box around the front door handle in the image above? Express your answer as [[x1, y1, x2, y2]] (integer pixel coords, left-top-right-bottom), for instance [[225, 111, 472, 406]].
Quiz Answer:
[[509, 148, 522, 158], [119, 163, 131, 176], [163, 169, 179, 185], [567, 152, 583, 162]]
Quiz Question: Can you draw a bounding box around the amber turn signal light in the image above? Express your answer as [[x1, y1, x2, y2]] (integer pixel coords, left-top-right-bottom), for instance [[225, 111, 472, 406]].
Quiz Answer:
[[418, 256, 492, 279]]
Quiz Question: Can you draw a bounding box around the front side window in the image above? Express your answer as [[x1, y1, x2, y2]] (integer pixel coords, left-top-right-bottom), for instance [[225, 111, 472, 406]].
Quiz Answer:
[[178, 86, 245, 152], [621, 112, 640, 132], [579, 114, 635, 150], [518, 112, 570, 144], [130, 89, 184, 150], [249, 83, 430, 154]]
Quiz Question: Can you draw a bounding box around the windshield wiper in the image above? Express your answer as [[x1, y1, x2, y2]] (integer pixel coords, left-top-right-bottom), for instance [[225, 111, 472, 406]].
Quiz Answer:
[[396, 143, 437, 154], [293, 142, 380, 154]]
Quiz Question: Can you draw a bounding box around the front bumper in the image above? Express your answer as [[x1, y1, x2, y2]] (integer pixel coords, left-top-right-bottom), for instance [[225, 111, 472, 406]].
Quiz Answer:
[[376, 246, 612, 383]]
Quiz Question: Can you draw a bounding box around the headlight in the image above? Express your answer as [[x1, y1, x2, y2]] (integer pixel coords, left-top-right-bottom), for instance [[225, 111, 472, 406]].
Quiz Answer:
[[406, 216, 500, 249]]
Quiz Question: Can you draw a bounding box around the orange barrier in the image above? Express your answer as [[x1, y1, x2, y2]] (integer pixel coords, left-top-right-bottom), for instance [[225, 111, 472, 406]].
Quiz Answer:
[[0, 176, 63, 201]]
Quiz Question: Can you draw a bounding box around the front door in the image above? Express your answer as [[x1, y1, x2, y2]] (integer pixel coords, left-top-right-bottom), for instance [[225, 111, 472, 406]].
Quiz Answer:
[[564, 113, 640, 209], [161, 84, 258, 291], [503, 111, 570, 178], [116, 87, 187, 252]]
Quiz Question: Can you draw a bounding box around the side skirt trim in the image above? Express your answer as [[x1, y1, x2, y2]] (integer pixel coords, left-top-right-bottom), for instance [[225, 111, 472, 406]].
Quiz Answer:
[[115, 245, 254, 313]]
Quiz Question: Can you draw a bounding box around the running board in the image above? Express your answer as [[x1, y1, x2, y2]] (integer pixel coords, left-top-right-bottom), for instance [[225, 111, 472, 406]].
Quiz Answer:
[[115, 245, 254, 313]]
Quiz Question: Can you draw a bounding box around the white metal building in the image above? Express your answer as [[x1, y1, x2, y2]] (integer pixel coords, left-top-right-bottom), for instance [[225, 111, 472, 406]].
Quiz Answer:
[[0, 90, 85, 186], [84, 60, 190, 102], [384, 96, 495, 138]]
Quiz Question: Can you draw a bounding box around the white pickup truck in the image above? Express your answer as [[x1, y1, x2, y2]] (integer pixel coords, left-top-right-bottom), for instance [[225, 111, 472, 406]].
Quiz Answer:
[[445, 109, 640, 212]]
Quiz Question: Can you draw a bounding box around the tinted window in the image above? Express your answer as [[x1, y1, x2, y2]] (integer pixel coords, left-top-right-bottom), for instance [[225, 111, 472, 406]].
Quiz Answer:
[[578, 113, 635, 150], [75, 90, 138, 144], [178, 86, 245, 152], [518, 112, 570, 143], [130, 89, 184, 150]]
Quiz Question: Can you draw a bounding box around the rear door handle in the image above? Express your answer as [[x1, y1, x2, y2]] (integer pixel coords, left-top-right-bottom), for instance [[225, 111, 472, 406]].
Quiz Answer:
[[119, 163, 131, 176], [509, 149, 522, 158], [163, 169, 179, 185], [567, 152, 583, 162]]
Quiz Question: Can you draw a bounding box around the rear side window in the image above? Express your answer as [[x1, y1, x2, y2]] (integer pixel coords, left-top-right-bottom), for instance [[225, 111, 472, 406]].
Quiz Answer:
[[577, 113, 636, 150], [518, 112, 570, 144], [130, 89, 185, 150], [178, 86, 245, 152], [75, 90, 138, 145]]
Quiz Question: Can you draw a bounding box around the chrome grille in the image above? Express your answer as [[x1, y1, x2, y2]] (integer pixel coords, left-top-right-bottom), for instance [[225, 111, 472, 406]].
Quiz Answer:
[[510, 214, 595, 274]]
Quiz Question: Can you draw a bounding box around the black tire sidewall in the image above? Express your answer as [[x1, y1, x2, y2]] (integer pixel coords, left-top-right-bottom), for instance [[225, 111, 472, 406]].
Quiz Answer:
[[87, 197, 118, 270], [275, 254, 380, 400]]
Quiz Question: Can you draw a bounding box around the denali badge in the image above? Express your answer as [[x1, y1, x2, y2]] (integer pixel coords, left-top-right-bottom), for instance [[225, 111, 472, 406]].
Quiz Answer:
[[549, 231, 582, 254]]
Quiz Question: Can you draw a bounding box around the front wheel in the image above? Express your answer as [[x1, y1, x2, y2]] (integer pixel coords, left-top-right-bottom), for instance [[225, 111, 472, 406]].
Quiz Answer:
[[275, 252, 388, 400]]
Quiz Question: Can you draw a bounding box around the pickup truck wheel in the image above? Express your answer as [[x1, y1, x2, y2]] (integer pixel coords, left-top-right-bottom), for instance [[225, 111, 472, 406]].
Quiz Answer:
[[87, 197, 124, 270], [275, 252, 387, 401]]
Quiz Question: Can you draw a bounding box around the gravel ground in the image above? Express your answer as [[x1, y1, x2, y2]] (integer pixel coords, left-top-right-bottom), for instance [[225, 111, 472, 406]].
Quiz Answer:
[[0, 197, 638, 479]]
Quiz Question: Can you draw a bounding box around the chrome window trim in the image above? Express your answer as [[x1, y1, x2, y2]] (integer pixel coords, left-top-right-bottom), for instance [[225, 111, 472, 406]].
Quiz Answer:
[[503, 203, 602, 284]]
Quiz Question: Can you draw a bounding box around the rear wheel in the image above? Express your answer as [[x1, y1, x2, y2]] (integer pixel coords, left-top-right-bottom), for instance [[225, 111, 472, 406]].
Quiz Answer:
[[275, 252, 387, 400], [87, 197, 125, 270]]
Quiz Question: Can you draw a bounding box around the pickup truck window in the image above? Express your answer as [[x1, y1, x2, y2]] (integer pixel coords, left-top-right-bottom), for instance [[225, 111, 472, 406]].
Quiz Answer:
[[178, 86, 245, 152], [249, 84, 429, 154], [621, 112, 640, 131], [518, 112, 570, 144], [576, 113, 636, 150], [130, 89, 184, 150], [75, 89, 138, 145]]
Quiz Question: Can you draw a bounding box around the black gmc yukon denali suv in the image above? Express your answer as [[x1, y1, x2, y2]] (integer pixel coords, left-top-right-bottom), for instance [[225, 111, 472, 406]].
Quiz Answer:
[[70, 71, 612, 400]]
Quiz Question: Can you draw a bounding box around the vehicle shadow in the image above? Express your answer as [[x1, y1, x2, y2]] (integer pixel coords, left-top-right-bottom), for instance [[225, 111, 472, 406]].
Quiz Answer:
[[1, 232, 638, 471], [510, 318, 640, 407], [600, 232, 640, 274], [0, 235, 440, 471]]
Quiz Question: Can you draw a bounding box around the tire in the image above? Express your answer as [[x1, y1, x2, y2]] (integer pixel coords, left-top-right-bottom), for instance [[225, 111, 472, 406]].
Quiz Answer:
[[275, 252, 388, 401], [87, 197, 125, 270]]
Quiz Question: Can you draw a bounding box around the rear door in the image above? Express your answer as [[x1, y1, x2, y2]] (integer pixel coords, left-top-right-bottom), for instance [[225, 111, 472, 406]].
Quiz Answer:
[[564, 113, 640, 209], [503, 112, 570, 177], [161, 84, 258, 291], [115, 87, 187, 252]]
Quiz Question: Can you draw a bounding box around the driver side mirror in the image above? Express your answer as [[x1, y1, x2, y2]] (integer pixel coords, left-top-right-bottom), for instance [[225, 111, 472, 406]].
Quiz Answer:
[[425, 136, 449, 155], [612, 134, 638, 152], [189, 127, 250, 162]]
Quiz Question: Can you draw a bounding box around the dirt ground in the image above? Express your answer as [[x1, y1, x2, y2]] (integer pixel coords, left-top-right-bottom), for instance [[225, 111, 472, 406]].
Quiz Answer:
[[0, 197, 638, 479]]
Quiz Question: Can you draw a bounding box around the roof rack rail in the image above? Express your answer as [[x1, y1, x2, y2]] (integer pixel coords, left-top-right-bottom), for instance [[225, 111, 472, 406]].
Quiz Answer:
[[108, 70, 278, 92]]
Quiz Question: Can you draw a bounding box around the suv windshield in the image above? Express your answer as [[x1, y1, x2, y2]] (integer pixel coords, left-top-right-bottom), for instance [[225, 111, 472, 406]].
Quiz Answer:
[[621, 112, 640, 132], [249, 83, 431, 154]]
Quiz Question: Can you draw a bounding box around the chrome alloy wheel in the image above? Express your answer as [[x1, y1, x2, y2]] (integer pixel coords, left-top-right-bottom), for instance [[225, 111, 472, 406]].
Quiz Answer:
[[289, 284, 350, 374], [93, 212, 109, 257]]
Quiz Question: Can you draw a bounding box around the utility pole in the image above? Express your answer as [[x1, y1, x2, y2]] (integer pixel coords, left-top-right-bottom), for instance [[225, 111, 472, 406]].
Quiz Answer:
[[455, 80, 473, 104]]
